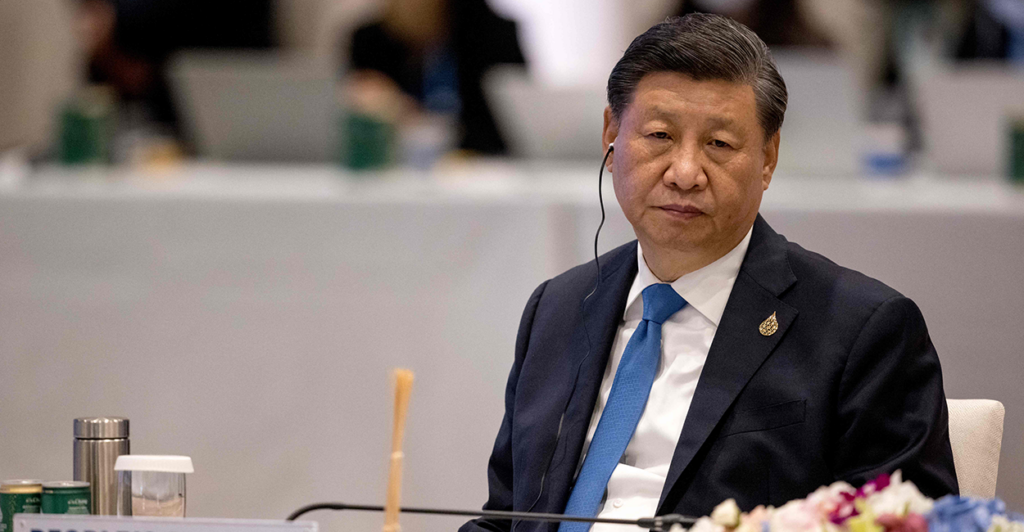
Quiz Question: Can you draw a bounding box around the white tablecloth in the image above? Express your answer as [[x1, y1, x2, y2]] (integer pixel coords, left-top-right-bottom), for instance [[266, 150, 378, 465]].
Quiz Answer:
[[1, 162, 1022, 529]]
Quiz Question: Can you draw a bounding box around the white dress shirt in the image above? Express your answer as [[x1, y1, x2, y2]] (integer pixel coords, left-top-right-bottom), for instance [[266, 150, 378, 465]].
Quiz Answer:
[[580, 227, 753, 532]]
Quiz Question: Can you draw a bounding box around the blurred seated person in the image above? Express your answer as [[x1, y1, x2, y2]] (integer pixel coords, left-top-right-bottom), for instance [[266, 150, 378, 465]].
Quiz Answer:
[[676, 0, 832, 46], [953, 0, 1024, 62], [76, 0, 274, 141], [348, 0, 526, 155]]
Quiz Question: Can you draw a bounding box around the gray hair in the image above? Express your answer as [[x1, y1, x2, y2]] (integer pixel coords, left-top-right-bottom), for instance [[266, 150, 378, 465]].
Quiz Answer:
[[607, 13, 787, 141]]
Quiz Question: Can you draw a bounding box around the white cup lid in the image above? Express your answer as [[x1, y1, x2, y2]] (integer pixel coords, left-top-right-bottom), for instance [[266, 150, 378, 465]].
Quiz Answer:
[[115, 455, 194, 473]]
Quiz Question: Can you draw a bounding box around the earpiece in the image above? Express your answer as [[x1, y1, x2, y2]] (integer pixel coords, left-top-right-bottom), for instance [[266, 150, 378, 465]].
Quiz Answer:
[[607, 142, 614, 152]]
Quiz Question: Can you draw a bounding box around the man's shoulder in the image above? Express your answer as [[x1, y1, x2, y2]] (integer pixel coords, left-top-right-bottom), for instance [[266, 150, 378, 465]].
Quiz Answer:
[[776, 235, 908, 313], [530, 223, 914, 318], [540, 240, 638, 302]]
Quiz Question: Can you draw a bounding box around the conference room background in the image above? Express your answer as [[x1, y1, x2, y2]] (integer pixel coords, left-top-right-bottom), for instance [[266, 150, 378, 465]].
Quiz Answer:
[[2, 0, 1024, 530]]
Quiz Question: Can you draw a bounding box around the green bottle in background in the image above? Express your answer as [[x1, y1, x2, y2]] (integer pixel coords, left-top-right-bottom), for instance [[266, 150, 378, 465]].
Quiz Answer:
[[1010, 115, 1024, 184], [343, 111, 394, 171], [59, 86, 114, 165]]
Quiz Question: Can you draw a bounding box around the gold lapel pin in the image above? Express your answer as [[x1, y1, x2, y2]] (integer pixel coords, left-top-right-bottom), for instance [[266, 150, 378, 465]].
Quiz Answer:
[[759, 311, 778, 337]]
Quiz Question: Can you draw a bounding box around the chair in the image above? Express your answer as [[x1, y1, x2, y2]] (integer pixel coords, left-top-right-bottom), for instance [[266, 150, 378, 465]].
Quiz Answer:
[[946, 399, 1005, 498]]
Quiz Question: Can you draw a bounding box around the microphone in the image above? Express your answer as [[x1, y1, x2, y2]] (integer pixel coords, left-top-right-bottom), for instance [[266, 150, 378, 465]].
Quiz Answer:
[[285, 502, 696, 531]]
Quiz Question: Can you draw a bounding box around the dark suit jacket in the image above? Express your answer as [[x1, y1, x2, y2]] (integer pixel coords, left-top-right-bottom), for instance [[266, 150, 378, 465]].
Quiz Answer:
[[461, 215, 957, 532]]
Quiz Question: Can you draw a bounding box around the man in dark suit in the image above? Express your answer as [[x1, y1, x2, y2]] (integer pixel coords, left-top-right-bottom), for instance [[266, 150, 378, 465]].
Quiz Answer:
[[461, 13, 957, 532]]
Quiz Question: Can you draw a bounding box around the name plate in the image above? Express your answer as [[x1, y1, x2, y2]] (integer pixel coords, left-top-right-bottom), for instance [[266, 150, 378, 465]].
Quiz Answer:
[[14, 515, 316, 532]]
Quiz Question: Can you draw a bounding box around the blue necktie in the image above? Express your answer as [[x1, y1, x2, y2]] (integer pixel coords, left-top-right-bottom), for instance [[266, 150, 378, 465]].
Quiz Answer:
[[559, 283, 687, 532]]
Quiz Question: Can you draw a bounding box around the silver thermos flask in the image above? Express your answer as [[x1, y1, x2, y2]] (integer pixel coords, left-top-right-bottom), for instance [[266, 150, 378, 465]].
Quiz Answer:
[[73, 417, 130, 515]]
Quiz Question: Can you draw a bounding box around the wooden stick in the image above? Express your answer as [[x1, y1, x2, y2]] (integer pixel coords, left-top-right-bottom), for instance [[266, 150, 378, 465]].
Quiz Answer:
[[383, 368, 414, 532]]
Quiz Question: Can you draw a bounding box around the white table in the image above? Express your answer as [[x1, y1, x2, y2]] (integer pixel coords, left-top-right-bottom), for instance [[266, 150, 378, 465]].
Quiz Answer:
[[1, 162, 1022, 528]]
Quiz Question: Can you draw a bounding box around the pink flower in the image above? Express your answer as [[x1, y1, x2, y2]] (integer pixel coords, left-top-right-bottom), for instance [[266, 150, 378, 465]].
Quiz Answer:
[[863, 471, 933, 517], [875, 513, 928, 532], [808, 481, 857, 516], [829, 495, 860, 525], [693, 470, 942, 532], [798, 480, 857, 524], [770, 499, 838, 532], [857, 473, 892, 499]]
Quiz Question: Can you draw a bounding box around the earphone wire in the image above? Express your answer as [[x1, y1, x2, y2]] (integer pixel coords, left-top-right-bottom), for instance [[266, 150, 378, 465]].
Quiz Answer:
[[584, 144, 613, 304], [514, 144, 613, 527]]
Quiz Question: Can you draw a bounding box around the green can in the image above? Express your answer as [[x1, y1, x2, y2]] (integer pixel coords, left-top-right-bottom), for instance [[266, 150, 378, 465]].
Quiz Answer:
[[1010, 115, 1024, 183], [0, 480, 42, 532], [59, 86, 114, 166], [343, 111, 394, 171], [41, 481, 90, 515]]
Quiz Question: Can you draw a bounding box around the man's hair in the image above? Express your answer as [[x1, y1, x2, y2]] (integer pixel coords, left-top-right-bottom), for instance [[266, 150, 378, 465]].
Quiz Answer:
[[607, 13, 787, 141]]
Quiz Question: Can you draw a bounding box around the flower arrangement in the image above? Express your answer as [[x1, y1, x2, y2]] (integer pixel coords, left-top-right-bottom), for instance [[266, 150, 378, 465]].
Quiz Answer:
[[681, 471, 1024, 532]]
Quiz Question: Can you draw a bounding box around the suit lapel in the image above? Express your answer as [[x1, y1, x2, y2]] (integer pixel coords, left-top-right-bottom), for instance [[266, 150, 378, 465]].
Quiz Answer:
[[657, 216, 798, 511], [541, 242, 638, 513]]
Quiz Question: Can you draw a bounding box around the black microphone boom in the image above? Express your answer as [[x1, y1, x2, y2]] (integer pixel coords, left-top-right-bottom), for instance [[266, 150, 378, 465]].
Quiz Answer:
[[286, 502, 696, 531]]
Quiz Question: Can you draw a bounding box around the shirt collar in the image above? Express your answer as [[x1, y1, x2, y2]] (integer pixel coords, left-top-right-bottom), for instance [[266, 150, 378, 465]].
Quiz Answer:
[[623, 225, 753, 326]]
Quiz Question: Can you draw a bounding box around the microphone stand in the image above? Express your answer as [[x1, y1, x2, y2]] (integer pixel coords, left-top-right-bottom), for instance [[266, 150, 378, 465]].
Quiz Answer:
[[286, 502, 696, 532]]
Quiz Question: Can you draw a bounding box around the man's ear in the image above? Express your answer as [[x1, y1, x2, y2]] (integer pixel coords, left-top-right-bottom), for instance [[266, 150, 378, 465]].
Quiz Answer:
[[602, 106, 618, 169], [762, 130, 780, 190]]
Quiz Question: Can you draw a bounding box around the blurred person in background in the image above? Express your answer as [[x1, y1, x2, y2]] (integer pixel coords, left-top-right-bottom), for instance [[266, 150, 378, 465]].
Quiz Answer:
[[76, 0, 275, 151], [675, 0, 1023, 159], [797, 0, 1024, 157], [953, 0, 1024, 61], [347, 0, 526, 155], [675, 0, 832, 46]]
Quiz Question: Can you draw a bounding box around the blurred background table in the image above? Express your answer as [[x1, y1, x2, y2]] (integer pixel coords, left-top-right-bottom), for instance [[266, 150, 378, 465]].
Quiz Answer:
[[1, 162, 1022, 530]]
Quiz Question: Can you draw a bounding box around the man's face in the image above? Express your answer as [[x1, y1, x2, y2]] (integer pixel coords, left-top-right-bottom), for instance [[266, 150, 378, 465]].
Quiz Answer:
[[602, 72, 779, 270]]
